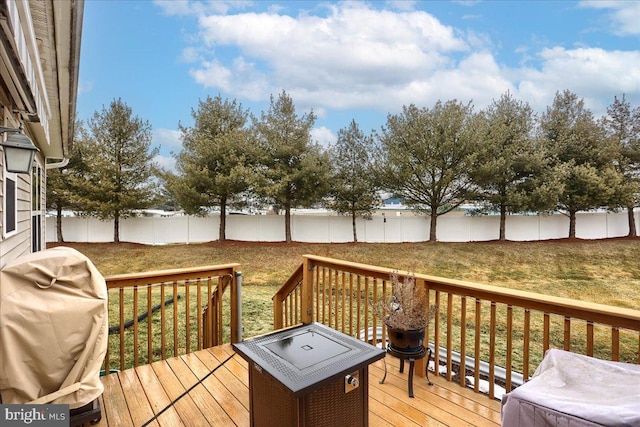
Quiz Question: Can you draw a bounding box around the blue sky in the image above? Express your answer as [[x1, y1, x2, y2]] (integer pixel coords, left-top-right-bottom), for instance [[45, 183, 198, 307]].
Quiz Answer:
[[77, 0, 640, 171]]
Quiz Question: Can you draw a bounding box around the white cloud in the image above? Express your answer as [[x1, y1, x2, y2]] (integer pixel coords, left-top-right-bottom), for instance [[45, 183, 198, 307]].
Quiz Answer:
[[154, 154, 177, 173], [515, 47, 640, 116], [78, 80, 94, 95], [153, 128, 183, 152], [311, 126, 336, 148], [155, 0, 253, 16], [154, 0, 193, 16], [170, 1, 638, 121], [579, 1, 640, 36], [189, 3, 467, 108], [386, 1, 416, 12], [452, 1, 482, 5], [189, 57, 269, 101], [181, 46, 202, 63]]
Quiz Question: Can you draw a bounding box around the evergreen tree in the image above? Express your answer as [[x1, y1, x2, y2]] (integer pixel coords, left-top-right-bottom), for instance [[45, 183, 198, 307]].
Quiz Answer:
[[164, 95, 252, 241], [472, 92, 541, 240], [539, 90, 622, 238], [45, 120, 88, 242], [603, 95, 640, 237], [77, 98, 159, 242], [377, 100, 481, 242], [253, 91, 330, 242], [329, 120, 381, 242]]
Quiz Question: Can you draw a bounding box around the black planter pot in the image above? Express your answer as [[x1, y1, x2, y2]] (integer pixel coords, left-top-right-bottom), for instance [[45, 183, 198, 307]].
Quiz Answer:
[[386, 324, 425, 353]]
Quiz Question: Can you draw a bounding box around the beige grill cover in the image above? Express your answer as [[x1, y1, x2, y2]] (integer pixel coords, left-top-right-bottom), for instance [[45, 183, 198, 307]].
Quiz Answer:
[[0, 247, 108, 409]]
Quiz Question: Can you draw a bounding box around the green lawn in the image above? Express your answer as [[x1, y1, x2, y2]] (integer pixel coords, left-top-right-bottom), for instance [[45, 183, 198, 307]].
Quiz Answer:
[[52, 239, 639, 340], [55, 239, 640, 303]]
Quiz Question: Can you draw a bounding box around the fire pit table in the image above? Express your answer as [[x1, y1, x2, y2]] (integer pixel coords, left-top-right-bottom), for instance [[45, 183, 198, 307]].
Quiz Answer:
[[233, 322, 385, 427]]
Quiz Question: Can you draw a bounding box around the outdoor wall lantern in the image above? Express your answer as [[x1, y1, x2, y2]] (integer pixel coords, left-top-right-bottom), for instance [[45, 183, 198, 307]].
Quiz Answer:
[[0, 125, 39, 174]]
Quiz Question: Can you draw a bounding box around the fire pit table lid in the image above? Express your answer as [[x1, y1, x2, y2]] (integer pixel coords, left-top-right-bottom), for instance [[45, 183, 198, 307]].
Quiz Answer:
[[233, 322, 384, 397]]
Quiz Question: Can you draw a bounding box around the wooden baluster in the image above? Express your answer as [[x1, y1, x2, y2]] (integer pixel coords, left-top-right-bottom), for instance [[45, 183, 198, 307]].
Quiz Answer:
[[459, 296, 467, 387], [372, 278, 378, 345], [133, 285, 139, 367], [104, 346, 110, 375], [322, 267, 327, 325], [147, 286, 153, 360], [356, 276, 362, 340], [381, 278, 387, 348], [586, 321, 594, 357], [523, 309, 530, 379], [119, 287, 125, 370], [364, 277, 370, 343], [348, 274, 354, 337], [489, 302, 496, 399], [216, 277, 223, 345], [474, 298, 480, 392], [300, 285, 303, 324], [341, 272, 346, 334], [314, 267, 320, 323], [285, 290, 290, 326], [334, 271, 339, 331], [447, 293, 453, 382], [206, 277, 213, 348], [160, 284, 166, 359], [173, 281, 179, 357], [612, 327, 620, 361], [434, 291, 441, 377], [506, 305, 513, 392], [543, 313, 550, 354], [196, 279, 202, 350], [185, 279, 190, 354]]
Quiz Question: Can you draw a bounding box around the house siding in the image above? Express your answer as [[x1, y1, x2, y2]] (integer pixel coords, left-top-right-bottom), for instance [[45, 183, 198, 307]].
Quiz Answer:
[[0, 0, 82, 268], [0, 169, 33, 268]]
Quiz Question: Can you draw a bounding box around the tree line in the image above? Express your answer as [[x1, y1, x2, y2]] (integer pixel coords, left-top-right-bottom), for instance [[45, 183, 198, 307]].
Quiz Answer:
[[47, 90, 640, 243]]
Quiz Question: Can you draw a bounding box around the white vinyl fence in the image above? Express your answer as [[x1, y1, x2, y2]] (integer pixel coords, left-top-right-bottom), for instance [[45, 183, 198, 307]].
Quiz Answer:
[[46, 211, 638, 245]]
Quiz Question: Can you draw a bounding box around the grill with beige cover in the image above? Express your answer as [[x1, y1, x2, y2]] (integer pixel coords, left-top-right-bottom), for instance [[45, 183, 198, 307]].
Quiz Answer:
[[0, 247, 108, 425]]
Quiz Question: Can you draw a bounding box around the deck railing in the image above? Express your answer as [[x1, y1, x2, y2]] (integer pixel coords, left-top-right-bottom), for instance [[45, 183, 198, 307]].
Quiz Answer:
[[103, 264, 241, 373], [273, 255, 640, 399]]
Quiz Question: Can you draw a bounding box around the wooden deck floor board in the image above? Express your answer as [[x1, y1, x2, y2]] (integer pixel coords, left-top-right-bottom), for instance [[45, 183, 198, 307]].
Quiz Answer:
[[119, 367, 158, 427], [206, 346, 250, 387], [181, 352, 250, 425], [369, 360, 501, 426], [195, 347, 251, 410], [99, 368, 135, 427], [135, 363, 186, 427], [100, 344, 501, 427], [368, 411, 398, 427], [150, 359, 213, 426], [165, 356, 236, 426], [369, 369, 476, 426]]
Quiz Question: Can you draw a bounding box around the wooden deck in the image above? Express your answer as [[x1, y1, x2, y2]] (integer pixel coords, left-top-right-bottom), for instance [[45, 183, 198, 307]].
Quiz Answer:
[[95, 344, 501, 427]]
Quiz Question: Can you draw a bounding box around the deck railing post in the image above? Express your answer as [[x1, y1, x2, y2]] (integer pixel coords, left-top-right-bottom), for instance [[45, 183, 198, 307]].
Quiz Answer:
[[301, 256, 314, 324], [231, 269, 243, 343], [273, 294, 283, 329]]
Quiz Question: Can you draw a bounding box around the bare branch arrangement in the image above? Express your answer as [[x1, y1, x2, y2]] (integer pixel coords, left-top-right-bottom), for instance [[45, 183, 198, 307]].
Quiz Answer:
[[371, 272, 437, 330]]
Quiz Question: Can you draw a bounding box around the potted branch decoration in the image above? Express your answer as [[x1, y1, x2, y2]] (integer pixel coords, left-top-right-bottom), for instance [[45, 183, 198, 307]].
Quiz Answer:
[[372, 273, 437, 353]]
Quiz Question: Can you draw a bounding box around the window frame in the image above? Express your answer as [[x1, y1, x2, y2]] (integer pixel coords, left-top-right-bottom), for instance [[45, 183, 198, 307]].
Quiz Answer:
[[3, 168, 18, 239], [31, 161, 43, 251]]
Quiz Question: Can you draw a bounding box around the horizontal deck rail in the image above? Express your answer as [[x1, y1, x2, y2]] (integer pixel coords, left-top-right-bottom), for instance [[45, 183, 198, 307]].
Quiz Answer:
[[103, 264, 241, 373], [273, 255, 640, 399]]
